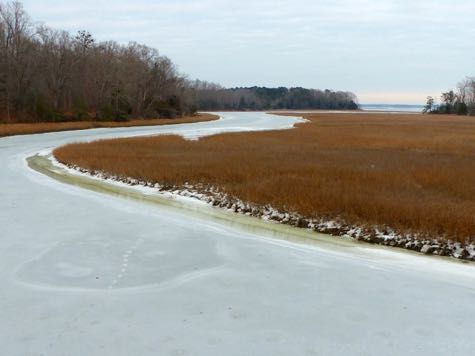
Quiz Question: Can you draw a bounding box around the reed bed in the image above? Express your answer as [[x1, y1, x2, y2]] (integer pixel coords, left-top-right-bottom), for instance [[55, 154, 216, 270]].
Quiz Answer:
[[54, 113, 475, 242]]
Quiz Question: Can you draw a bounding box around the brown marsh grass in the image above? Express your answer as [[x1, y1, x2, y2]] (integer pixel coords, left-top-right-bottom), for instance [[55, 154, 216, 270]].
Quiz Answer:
[[0, 114, 217, 138], [54, 113, 475, 242]]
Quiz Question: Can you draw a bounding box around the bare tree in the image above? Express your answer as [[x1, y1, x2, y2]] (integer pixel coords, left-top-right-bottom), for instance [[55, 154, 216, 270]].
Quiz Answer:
[[0, 1, 37, 121], [423, 96, 434, 114]]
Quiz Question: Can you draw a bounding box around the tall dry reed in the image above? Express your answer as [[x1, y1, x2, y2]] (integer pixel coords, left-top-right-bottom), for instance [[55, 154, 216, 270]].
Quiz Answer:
[[54, 113, 475, 242]]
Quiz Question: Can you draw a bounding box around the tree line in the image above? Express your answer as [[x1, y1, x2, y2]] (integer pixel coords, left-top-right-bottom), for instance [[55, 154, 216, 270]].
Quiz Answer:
[[186, 81, 359, 111], [424, 77, 475, 115], [0, 1, 359, 123], [0, 1, 191, 122]]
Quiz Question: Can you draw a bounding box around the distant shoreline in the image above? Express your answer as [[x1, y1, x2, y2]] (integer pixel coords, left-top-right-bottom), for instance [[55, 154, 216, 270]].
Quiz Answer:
[[360, 104, 424, 113]]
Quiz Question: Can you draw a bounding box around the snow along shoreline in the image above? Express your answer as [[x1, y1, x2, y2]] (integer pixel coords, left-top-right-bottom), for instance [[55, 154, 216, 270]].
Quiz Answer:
[[51, 154, 475, 262]]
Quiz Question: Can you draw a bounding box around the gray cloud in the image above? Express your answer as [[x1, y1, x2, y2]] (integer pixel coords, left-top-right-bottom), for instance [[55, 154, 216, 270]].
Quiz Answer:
[[21, 0, 475, 103]]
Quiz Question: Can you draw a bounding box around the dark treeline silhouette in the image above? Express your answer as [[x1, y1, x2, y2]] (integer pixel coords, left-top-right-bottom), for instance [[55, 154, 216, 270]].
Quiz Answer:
[[424, 77, 475, 116], [0, 1, 359, 123], [186, 81, 359, 111]]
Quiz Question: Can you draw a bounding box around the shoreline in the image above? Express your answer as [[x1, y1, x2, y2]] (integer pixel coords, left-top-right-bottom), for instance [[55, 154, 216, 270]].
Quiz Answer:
[[48, 154, 475, 263], [0, 113, 219, 138]]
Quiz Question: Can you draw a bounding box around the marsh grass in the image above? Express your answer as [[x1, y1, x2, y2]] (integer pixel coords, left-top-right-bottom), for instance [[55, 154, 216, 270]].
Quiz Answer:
[[54, 113, 475, 242]]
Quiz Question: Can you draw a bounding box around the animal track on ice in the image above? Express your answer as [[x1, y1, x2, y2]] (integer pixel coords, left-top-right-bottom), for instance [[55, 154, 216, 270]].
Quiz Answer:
[[108, 238, 144, 289]]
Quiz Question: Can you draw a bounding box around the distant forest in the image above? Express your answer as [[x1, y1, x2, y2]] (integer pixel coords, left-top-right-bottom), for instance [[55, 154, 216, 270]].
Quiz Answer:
[[0, 1, 358, 123], [186, 82, 358, 111]]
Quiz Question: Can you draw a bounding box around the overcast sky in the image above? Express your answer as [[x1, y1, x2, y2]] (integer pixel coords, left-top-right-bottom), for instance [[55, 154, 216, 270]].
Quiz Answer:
[[20, 0, 475, 104]]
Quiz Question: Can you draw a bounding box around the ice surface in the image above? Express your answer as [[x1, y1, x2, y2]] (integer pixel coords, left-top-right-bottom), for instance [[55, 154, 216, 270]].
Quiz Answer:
[[1, 112, 475, 355]]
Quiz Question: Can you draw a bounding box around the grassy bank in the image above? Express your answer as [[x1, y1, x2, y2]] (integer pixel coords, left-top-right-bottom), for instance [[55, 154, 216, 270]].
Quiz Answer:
[[54, 112, 475, 246], [0, 114, 218, 138]]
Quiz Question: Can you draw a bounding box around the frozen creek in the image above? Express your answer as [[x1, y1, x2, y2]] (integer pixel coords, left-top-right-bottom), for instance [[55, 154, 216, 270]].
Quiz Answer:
[[1, 112, 475, 355]]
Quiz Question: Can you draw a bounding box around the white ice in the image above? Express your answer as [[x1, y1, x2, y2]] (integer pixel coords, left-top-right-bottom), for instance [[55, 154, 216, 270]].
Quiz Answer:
[[0, 112, 474, 356]]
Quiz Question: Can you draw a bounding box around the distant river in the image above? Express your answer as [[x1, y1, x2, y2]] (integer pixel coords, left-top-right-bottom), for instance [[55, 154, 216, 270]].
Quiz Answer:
[[360, 104, 424, 112]]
